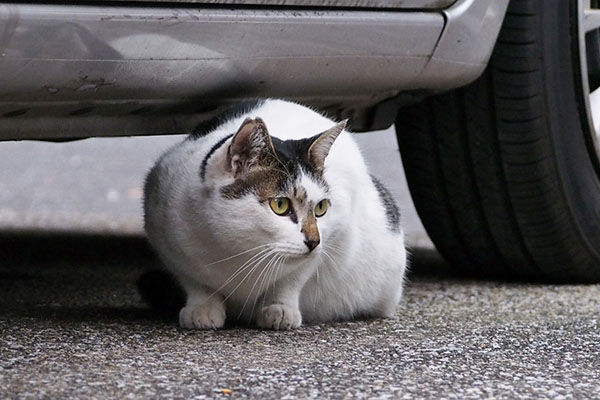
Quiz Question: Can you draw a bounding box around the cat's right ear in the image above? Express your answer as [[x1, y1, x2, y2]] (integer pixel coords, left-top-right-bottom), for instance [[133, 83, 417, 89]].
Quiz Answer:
[[307, 119, 347, 174], [227, 117, 275, 178]]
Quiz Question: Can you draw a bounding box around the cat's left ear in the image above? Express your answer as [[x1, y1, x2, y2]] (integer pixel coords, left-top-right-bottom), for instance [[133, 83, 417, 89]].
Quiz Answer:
[[308, 119, 348, 173]]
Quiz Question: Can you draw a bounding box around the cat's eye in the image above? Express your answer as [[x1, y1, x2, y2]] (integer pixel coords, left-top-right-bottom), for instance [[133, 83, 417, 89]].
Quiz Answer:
[[269, 197, 291, 216], [314, 199, 330, 217]]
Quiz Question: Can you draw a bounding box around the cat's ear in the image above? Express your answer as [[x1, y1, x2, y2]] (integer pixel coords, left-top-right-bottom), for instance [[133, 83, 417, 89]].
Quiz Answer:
[[227, 117, 275, 177], [308, 119, 347, 173]]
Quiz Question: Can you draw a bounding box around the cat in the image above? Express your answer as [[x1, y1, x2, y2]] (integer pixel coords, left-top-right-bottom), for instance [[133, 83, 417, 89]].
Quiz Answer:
[[143, 99, 407, 330]]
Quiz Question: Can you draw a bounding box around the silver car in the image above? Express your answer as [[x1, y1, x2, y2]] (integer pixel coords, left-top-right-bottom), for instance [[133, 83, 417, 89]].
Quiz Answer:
[[1, 0, 599, 281]]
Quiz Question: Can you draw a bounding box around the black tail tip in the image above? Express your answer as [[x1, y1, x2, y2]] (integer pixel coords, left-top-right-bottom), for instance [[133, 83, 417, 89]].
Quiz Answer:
[[136, 269, 185, 316]]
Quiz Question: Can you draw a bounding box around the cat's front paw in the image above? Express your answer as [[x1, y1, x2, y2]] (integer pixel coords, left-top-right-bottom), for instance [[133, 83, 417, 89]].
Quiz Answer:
[[256, 304, 302, 330], [179, 303, 225, 330]]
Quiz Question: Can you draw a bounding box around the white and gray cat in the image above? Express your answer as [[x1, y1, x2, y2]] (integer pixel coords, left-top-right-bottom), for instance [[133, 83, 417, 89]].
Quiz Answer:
[[143, 99, 407, 330]]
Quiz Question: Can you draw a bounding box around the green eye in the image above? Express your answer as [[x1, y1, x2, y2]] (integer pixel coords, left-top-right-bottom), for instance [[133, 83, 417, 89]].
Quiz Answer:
[[315, 199, 329, 217], [269, 197, 291, 216]]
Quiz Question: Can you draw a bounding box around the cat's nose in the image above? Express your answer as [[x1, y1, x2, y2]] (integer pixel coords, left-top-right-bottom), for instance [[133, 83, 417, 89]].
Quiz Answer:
[[304, 239, 320, 252]]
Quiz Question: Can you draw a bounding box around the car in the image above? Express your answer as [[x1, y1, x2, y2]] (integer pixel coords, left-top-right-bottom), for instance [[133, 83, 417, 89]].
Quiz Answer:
[[1, 0, 598, 282]]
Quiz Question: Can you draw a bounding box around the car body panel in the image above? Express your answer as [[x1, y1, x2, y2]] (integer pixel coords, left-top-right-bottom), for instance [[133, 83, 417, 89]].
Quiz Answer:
[[98, 0, 459, 9], [0, 0, 508, 139]]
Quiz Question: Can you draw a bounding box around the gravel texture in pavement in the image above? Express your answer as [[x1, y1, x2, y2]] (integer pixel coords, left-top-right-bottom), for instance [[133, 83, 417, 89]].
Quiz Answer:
[[1, 235, 598, 399]]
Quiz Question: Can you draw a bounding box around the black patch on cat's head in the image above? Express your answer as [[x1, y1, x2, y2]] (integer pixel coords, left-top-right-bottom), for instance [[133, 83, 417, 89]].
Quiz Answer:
[[220, 120, 346, 200], [270, 135, 326, 187], [219, 136, 327, 201], [200, 133, 234, 181]]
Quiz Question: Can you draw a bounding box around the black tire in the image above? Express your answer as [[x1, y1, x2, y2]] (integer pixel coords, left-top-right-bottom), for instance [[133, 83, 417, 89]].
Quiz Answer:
[[396, 0, 600, 282]]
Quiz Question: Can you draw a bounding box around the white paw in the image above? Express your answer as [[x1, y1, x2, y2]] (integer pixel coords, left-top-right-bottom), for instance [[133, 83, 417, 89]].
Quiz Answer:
[[257, 304, 302, 330], [179, 303, 226, 330]]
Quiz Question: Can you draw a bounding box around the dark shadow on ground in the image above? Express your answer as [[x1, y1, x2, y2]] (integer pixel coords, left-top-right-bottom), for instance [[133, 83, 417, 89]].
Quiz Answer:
[[407, 246, 456, 277], [0, 231, 463, 326], [0, 230, 157, 266], [1, 230, 455, 276], [0, 230, 176, 325]]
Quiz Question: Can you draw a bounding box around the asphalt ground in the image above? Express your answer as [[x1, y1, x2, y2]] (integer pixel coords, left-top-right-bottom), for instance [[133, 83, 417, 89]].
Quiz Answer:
[[1, 129, 599, 398], [1, 235, 599, 399]]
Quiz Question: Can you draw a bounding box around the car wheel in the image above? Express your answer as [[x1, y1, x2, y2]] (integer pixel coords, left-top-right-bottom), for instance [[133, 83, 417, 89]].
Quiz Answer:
[[396, 0, 600, 282]]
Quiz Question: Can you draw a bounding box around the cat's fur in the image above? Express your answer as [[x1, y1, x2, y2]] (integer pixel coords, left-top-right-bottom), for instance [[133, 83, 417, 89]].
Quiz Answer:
[[144, 99, 407, 330]]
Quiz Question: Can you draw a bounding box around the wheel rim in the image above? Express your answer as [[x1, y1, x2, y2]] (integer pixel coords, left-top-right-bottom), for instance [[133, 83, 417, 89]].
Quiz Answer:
[[577, 0, 600, 168]]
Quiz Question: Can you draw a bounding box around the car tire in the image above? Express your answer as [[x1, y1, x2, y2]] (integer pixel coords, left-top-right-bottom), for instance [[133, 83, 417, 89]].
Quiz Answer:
[[395, 0, 600, 282]]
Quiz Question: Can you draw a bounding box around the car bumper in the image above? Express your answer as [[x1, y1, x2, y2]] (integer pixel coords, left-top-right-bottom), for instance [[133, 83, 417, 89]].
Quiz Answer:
[[0, 0, 508, 139]]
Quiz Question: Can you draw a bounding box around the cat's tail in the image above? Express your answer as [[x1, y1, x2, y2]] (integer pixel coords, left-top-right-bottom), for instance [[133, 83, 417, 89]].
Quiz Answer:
[[136, 269, 185, 317]]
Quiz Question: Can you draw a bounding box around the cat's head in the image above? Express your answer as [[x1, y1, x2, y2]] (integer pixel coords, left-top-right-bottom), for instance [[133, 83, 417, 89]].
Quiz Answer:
[[206, 117, 346, 259]]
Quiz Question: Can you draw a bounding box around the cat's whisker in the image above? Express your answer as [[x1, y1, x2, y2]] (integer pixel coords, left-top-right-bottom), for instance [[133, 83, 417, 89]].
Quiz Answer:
[[323, 240, 343, 250], [239, 252, 280, 319], [321, 248, 350, 302], [204, 243, 273, 266], [262, 255, 285, 310], [256, 254, 278, 312], [249, 254, 281, 319], [325, 245, 343, 256], [320, 248, 342, 294], [313, 255, 323, 312], [273, 255, 286, 290], [221, 249, 278, 304], [323, 242, 345, 257], [250, 254, 278, 316], [321, 248, 341, 270], [210, 247, 272, 293], [204, 247, 275, 304]]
